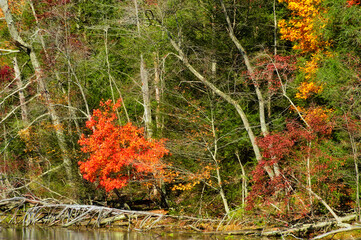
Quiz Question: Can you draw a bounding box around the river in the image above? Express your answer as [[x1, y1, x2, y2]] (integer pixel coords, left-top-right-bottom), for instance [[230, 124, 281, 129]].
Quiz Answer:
[[0, 226, 271, 240]]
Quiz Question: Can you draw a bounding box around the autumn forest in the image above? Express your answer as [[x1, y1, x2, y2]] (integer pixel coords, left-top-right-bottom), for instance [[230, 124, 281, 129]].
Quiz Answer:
[[0, 0, 361, 235]]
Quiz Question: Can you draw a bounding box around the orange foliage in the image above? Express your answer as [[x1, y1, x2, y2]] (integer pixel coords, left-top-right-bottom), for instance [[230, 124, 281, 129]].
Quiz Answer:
[[293, 106, 334, 134], [303, 106, 334, 135], [278, 0, 329, 53], [295, 81, 323, 99], [0, 0, 26, 17], [171, 165, 213, 191], [78, 99, 169, 192], [279, 0, 333, 99]]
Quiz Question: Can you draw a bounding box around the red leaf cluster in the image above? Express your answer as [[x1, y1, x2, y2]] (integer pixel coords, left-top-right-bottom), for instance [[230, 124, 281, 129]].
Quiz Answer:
[[257, 133, 294, 164], [247, 114, 340, 219], [0, 65, 13, 83], [78, 99, 169, 192], [303, 106, 334, 136], [244, 54, 297, 92]]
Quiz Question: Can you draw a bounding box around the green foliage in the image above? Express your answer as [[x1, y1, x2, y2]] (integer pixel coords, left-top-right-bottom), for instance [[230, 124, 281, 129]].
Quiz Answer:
[[322, 0, 361, 54], [317, 55, 360, 111]]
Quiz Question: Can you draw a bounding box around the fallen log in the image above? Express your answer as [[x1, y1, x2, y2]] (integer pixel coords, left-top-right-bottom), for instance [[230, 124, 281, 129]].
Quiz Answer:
[[99, 214, 127, 225], [312, 226, 361, 240], [262, 215, 356, 237]]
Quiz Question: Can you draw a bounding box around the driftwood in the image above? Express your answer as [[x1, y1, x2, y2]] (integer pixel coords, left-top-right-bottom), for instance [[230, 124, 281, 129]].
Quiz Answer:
[[1, 197, 359, 238], [0, 197, 222, 231], [262, 214, 356, 237], [312, 226, 361, 239]]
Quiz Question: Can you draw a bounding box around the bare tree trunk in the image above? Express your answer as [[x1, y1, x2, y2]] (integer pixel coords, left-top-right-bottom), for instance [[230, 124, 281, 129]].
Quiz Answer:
[[154, 51, 162, 132], [219, 0, 281, 177], [219, 0, 267, 136], [306, 141, 313, 208], [13, 57, 28, 123], [306, 186, 342, 224], [30, 0, 85, 138], [1, 125, 12, 199], [0, 0, 73, 183], [29, 0, 49, 60], [30, 51, 74, 183], [236, 152, 247, 207], [60, 71, 81, 137], [140, 54, 153, 138], [292, 176, 343, 224], [216, 165, 230, 214], [210, 112, 230, 214], [351, 134, 360, 221], [133, 0, 152, 138], [273, 0, 278, 56], [267, 0, 277, 121], [169, 38, 275, 179], [345, 114, 360, 220]]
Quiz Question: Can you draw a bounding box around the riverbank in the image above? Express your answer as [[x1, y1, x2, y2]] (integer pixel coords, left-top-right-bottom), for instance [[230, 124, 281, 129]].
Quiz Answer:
[[0, 197, 360, 239]]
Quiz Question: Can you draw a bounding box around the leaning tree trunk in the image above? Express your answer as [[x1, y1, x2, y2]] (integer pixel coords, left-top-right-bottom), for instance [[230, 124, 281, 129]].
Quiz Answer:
[[169, 38, 275, 179], [0, 0, 74, 183], [220, 0, 281, 177]]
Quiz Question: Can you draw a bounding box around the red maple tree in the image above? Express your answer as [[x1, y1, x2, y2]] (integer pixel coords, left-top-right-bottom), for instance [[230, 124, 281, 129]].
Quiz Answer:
[[78, 99, 169, 192]]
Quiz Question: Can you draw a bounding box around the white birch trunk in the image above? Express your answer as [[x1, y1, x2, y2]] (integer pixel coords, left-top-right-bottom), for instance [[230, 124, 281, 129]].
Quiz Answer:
[[13, 57, 28, 123]]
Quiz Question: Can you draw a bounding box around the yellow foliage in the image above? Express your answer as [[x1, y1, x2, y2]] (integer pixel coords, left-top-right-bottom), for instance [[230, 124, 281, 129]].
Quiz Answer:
[[171, 165, 213, 191], [302, 53, 321, 79], [279, 0, 332, 99], [292, 106, 333, 122], [278, 0, 329, 53], [295, 81, 323, 99], [304, 106, 333, 123], [19, 127, 31, 141], [172, 181, 200, 191]]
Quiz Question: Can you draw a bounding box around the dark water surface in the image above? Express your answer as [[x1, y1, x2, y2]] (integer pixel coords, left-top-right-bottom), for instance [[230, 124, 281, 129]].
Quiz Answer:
[[0, 226, 270, 240]]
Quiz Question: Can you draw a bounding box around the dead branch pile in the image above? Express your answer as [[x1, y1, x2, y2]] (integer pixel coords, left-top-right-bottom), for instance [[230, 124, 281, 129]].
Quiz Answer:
[[2, 197, 359, 238], [0, 197, 222, 230]]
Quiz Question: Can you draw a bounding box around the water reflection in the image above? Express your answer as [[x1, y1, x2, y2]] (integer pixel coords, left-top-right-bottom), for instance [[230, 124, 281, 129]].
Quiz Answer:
[[0, 226, 267, 240]]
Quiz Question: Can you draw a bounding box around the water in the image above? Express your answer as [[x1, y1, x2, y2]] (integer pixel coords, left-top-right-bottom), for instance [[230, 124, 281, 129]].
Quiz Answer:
[[0, 226, 269, 240]]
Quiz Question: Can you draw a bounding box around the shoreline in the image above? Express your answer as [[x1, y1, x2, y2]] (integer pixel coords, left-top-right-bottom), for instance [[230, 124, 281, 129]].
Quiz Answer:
[[0, 197, 361, 239]]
